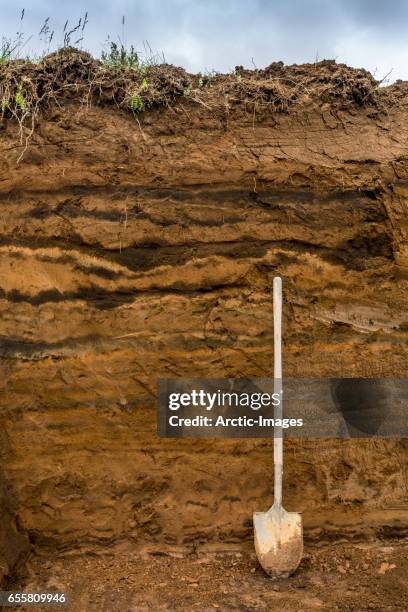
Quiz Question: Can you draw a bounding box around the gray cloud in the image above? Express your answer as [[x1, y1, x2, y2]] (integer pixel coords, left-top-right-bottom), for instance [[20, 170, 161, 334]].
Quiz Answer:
[[0, 0, 407, 81]]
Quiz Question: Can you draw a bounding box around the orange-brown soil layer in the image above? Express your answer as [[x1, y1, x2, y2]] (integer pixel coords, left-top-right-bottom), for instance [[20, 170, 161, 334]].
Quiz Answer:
[[0, 55, 407, 582]]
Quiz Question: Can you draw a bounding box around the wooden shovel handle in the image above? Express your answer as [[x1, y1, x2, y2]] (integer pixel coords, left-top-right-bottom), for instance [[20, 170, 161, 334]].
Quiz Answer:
[[273, 276, 283, 508]]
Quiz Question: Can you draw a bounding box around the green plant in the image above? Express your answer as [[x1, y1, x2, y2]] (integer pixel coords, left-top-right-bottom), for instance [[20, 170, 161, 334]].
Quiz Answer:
[[101, 41, 140, 69], [14, 83, 27, 110], [128, 93, 144, 112], [195, 72, 218, 88], [0, 34, 24, 64]]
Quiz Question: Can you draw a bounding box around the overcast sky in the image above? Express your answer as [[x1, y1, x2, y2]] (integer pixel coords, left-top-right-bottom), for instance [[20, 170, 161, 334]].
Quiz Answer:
[[1, 0, 407, 82]]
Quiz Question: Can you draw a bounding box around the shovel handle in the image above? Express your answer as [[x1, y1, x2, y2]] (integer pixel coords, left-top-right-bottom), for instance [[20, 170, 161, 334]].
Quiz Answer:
[[273, 277, 283, 508]]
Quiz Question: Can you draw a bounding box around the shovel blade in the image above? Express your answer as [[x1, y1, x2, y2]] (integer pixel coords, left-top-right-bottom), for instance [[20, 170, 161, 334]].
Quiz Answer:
[[254, 506, 303, 578]]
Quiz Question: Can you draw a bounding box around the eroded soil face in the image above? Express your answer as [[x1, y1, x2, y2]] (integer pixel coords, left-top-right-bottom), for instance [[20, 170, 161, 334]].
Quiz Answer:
[[12, 539, 408, 611], [0, 55, 407, 581]]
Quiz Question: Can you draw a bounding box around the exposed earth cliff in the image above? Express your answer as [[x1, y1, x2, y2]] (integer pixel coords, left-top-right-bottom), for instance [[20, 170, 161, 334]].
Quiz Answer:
[[0, 51, 407, 582]]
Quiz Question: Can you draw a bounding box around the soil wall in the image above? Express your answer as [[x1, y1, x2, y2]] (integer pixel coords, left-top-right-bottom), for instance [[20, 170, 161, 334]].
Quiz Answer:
[[0, 61, 407, 572]]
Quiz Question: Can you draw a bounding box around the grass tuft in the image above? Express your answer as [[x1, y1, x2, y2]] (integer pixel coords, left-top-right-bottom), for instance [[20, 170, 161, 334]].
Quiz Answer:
[[101, 41, 140, 69]]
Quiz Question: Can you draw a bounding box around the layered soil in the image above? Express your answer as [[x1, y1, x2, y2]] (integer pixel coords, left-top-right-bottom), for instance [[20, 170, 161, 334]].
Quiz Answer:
[[0, 52, 407, 585]]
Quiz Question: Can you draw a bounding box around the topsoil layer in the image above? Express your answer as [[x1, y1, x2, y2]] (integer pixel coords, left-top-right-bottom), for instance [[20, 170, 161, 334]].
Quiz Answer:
[[0, 48, 403, 119]]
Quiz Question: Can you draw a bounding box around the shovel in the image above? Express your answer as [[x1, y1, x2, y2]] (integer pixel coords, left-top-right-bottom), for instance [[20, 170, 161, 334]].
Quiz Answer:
[[253, 276, 303, 578]]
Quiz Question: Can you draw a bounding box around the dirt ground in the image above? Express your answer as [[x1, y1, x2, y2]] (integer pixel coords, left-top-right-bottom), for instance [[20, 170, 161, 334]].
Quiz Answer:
[[8, 538, 407, 611]]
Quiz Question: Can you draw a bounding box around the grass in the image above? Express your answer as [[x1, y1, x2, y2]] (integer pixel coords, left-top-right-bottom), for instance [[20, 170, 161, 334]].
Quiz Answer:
[[101, 41, 140, 69], [0, 11, 163, 73]]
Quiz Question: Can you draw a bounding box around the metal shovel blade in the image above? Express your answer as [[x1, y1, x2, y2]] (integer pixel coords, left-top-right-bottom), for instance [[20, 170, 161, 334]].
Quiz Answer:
[[254, 505, 303, 578]]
